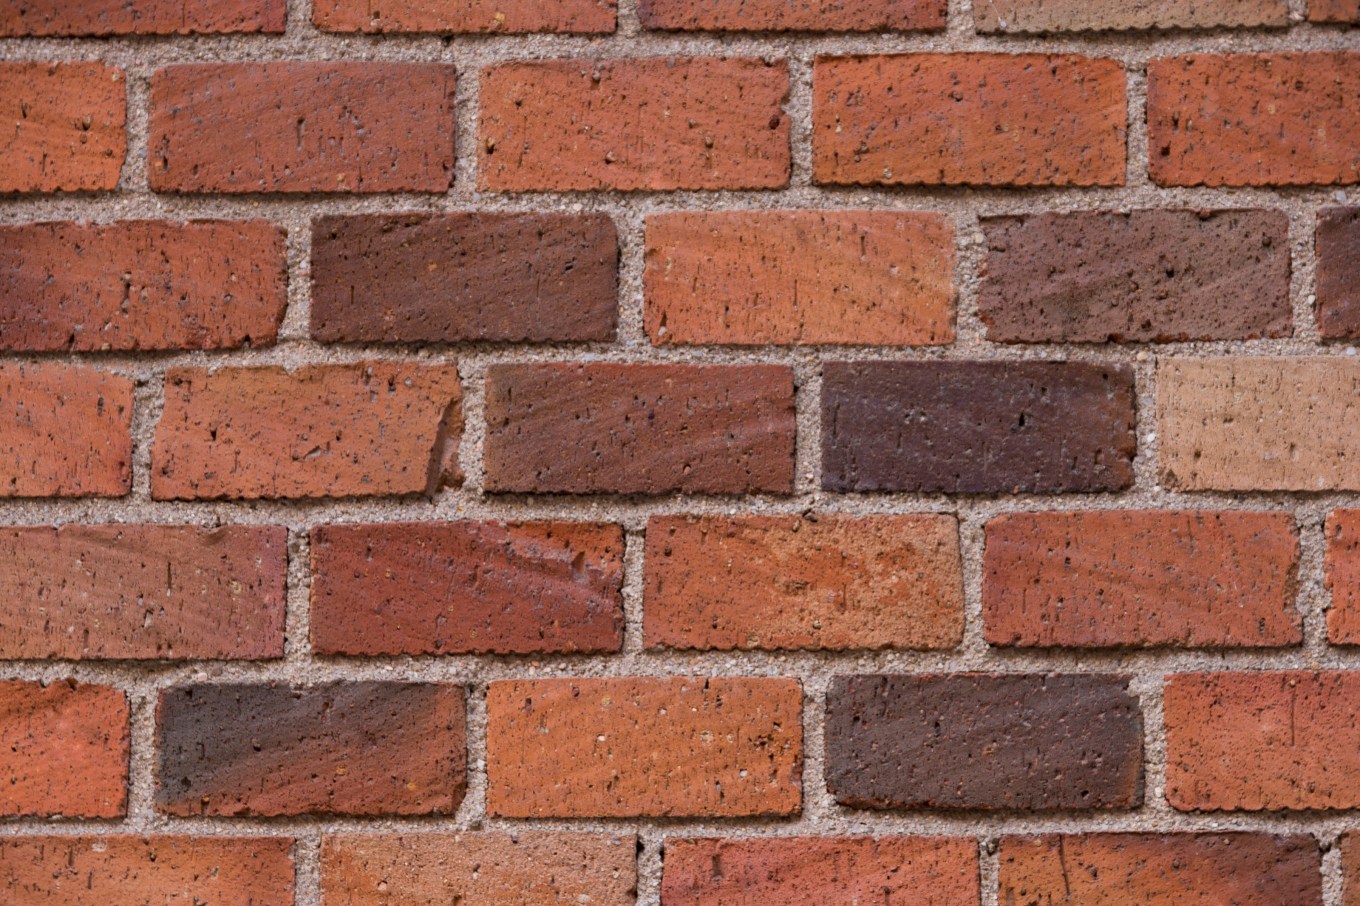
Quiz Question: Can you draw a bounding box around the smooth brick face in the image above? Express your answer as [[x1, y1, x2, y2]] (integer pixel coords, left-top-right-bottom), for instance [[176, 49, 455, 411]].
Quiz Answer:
[[321, 833, 637, 906], [644, 211, 954, 346], [822, 361, 1137, 494], [979, 209, 1291, 343], [149, 63, 456, 193], [975, 0, 1287, 32], [0, 525, 287, 660], [0, 680, 128, 818], [152, 363, 462, 500], [644, 514, 964, 651], [1165, 671, 1360, 810], [984, 511, 1301, 649], [311, 521, 624, 656], [0, 220, 286, 352], [311, 213, 617, 345], [1, 0, 285, 35], [1148, 53, 1360, 186], [479, 58, 790, 191], [0, 837, 296, 905], [661, 836, 978, 905], [825, 674, 1143, 810], [1311, 0, 1360, 21], [156, 682, 466, 817], [1000, 834, 1322, 905], [1327, 510, 1360, 644], [315, 0, 614, 32], [484, 364, 795, 495], [0, 364, 133, 498], [638, 0, 946, 31], [814, 54, 1126, 187], [486, 677, 802, 817], [1317, 208, 1360, 338], [0, 63, 125, 193]]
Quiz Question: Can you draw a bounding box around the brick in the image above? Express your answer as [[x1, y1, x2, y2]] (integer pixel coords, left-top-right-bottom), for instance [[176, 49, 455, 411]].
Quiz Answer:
[[1327, 510, 1360, 644], [311, 521, 624, 656], [644, 514, 963, 651], [149, 63, 456, 193], [813, 54, 1126, 187], [1317, 208, 1360, 338], [1148, 53, 1360, 186], [484, 363, 795, 495], [822, 361, 1136, 494], [479, 58, 790, 191], [0, 220, 286, 352], [1345, 834, 1360, 906], [1312, 0, 1360, 22], [983, 511, 1301, 649], [825, 674, 1143, 810], [0, 836, 295, 905], [638, 0, 945, 31], [486, 677, 802, 817], [151, 362, 462, 500], [644, 211, 955, 346], [1158, 357, 1360, 491], [975, 0, 1287, 32], [311, 213, 617, 345], [155, 682, 466, 817], [978, 209, 1291, 343], [0, 0, 285, 35], [1000, 834, 1322, 905], [0, 525, 287, 660], [0, 63, 125, 193], [320, 833, 637, 905], [0, 363, 132, 498], [1165, 671, 1360, 810], [0, 680, 128, 818], [314, 0, 614, 32], [661, 836, 979, 905]]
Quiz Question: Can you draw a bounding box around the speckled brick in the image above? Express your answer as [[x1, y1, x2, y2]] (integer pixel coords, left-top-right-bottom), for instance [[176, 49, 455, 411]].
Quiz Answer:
[[1317, 208, 1360, 338], [0, 62, 125, 193], [1311, 0, 1360, 21], [1327, 510, 1360, 644], [638, 0, 946, 31], [314, 0, 615, 32], [975, 0, 1287, 32], [0, 0, 285, 35]]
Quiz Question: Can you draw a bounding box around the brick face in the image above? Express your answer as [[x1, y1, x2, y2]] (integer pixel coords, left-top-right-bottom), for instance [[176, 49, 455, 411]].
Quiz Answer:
[[0, 62, 125, 193], [975, 0, 1288, 32], [1327, 510, 1360, 644], [0, 0, 285, 35], [314, 0, 615, 33], [1317, 207, 1360, 339], [1311, 0, 1360, 21], [639, 0, 946, 31]]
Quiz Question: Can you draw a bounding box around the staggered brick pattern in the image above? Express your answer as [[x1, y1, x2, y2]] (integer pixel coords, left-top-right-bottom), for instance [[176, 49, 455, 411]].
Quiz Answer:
[[1, 0, 1359, 902]]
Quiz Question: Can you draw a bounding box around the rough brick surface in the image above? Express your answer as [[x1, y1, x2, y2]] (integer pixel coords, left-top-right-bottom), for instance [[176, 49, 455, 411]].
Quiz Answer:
[[813, 54, 1126, 187], [0, 0, 285, 35], [486, 677, 802, 817], [1311, 0, 1360, 21], [638, 0, 946, 31], [822, 361, 1137, 494], [1345, 834, 1360, 906], [974, 0, 1287, 32], [825, 674, 1143, 810], [978, 209, 1291, 343], [149, 63, 457, 193], [479, 58, 790, 191], [1317, 207, 1360, 338], [314, 0, 615, 32], [644, 211, 954, 346], [0, 62, 125, 193], [1328, 510, 1360, 644], [310, 521, 624, 656], [644, 514, 964, 651], [983, 510, 1301, 649], [155, 682, 466, 817], [311, 213, 617, 345]]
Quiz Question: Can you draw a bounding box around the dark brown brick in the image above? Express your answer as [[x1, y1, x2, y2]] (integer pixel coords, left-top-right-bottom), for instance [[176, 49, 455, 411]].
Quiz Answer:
[[1318, 207, 1360, 339]]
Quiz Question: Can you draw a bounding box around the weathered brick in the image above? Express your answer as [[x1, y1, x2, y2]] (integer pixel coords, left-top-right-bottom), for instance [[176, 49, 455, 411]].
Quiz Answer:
[[1344, 834, 1360, 906], [480, 58, 790, 191], [978, 209, 1291, 343], [1311, 0, 1360, 22], [822, 361, 1137, 494], [151, 363, 462, 500], [975, 0, 1287, 32], [644, 514, 964, 651], [1148, 53, 1360, 186], [1, 0, 285, 35], [314, 0, 614, 32], [825, 674, 1143, 810], [0, 220, 286, 351], [311, 521, 624, 656], [486, 677, 802, 817], [149, 63, 456, 193], [984, 511, 1301, 649], [1327, 510, 1360, 644], [1317, 208, 1360, 339], [310, 213, 617, 345], [156, 682, 466, 817], [484, 363, 795, 495], [0, 62, 125, 193], [814, 54, 1126, 187], [644, 211, 954, 346], [0, 680, 128, 818], [638, 0, 945, 31]]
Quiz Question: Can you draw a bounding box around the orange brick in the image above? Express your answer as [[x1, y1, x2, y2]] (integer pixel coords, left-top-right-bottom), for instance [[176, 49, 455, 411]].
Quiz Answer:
[[0, 63, 125, 193], [1328, 510, 1360, 644]]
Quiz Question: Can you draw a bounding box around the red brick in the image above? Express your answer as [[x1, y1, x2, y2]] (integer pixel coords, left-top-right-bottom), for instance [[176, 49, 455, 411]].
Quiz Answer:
[[0, 680, 128, 818], [1148, 53, 1360, 187], [639, 0, 945, 31], [0, 63, 125, 193], [0, 363, 132, 498], [644, 211, 955, 346], [644, 514, 963, 651], [984, 511, 1301, 649], [0, 0, 285, 35], [1311, 0, 1360, 22], [314, 0, 614, 32], [486, 677, 802, 817], [311, 521, 624, 656], [149, 63, 456, 193], [151, 363, 462, 500], [1317, 207, 1360, 339], [1326, 510, 1360, 644], [479, 58, 790, 191], [1344, 834, 1360, 906], [0, 836, 295, 905], [0, 220, 286, 351], [975, 0, 1287, 32], [814, 54, 1126, 187]]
